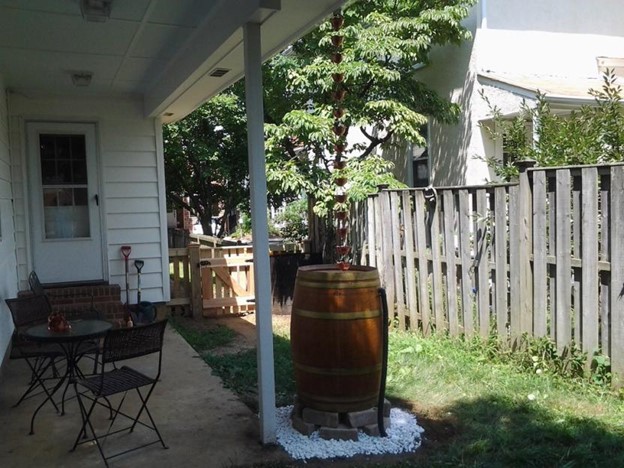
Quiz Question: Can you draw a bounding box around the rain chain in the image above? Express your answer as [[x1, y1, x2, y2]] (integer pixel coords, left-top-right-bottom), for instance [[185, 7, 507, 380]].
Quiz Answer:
[[330, 10, 351, 271]]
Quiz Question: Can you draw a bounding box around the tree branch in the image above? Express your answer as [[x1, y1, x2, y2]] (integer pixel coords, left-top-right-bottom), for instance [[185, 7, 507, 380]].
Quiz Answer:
[[168, 192, 194, 213], [358, 127, 394, 159], [283, 137, 299, 159], [358, 79, 375, 99]]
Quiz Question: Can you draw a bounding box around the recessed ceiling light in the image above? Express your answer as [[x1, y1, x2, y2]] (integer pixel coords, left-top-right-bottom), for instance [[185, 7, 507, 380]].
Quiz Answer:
[[80, 0, 112, 22], [70, 71, 93, 87]]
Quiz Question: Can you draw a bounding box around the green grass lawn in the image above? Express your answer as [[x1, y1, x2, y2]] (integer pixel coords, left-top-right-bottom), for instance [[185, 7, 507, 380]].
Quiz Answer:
[[170, 317, 624, 467], [383, 332, 624, 467]]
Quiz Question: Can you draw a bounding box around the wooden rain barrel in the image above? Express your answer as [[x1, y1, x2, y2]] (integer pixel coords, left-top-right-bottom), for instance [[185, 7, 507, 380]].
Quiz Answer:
[[290, 264, 383, 413]]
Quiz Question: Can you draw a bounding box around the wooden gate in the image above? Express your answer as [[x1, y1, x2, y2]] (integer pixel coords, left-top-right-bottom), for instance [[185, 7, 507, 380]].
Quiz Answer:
[[199, 245, 255, 316], [169, 243, 316, 317], [168, 244, 255, 316]]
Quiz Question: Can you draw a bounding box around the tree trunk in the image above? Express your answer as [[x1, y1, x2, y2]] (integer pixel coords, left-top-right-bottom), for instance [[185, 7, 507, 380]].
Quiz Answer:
[[199, 214, 213, 236], [307, 197, 336, 263]]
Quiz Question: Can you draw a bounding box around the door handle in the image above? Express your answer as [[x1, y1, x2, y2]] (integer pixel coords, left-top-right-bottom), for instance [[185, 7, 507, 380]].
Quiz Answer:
[[94, 194, 99, 206]]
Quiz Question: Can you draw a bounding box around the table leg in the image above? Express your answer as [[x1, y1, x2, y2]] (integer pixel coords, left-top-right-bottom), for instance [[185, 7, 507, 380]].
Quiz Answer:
[[29, 341, 79, 434], [17, 356, 61, 411], [29, 363, 68, 435], [60, 342, 81, 415]]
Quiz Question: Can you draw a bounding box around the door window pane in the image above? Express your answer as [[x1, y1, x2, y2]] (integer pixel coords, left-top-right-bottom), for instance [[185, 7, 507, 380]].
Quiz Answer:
[[39, 134, 90, 239], [74, 188, 88, 206], [72, 160, 88, 184]]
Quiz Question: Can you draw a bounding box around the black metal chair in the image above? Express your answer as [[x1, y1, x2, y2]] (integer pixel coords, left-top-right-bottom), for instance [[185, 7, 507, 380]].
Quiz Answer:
[[28, 270, 102, 373], [5, 295, 64, 409], [71, 320, 169, 466]]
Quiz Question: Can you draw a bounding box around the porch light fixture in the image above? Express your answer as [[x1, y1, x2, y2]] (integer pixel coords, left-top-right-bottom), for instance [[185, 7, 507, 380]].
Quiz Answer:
[[80, 0, 112, 22], [70, 71, 93, 87]]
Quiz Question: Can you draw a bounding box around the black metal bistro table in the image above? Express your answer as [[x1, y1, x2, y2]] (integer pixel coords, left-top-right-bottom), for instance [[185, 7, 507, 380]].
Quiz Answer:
[[24, 319, 112, 434]]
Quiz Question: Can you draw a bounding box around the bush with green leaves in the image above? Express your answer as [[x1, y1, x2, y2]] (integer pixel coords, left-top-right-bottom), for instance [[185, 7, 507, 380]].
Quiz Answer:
[[274, 198, 308, 242], [231, 210, 281, 240]]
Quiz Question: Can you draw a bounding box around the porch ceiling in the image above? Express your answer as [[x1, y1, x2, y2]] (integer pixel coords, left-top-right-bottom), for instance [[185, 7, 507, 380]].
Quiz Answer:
[[0, 0, 343, 122]]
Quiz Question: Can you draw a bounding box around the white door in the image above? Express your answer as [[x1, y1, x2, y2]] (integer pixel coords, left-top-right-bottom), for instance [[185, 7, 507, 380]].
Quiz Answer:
[[27, 122, 104, 283]]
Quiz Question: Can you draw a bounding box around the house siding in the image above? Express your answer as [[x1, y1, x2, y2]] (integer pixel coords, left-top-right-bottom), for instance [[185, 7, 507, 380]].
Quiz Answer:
[[7, 94, 169, 303], [415, 6, 483, 186], [416, 0, 624, 186], [0, 76, 18, 366]]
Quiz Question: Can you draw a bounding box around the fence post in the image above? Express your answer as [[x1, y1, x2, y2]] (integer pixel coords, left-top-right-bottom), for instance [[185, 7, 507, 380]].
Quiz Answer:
[[610, 166, 624, 388], [517, 160, 535, 336], [414, 190, 430, 333], [377, 185, 395, 319], [367, 195, 376, 267], [188, 243, 202, 318]]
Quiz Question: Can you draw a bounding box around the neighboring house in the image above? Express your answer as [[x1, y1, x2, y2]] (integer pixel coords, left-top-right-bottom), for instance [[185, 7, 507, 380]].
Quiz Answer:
[[0, 0, 344, 442], [409, 0, 624, 187]]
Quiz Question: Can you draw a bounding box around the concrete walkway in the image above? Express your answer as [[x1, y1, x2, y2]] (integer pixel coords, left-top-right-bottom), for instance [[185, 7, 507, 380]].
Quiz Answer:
[[0, 325, 289, 468]]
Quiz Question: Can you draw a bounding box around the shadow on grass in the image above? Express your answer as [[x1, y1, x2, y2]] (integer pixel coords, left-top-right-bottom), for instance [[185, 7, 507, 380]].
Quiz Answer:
[[202, 344, 624, 466], [245, 395, 624, 467], [171, 317, 624, 467], [384, 394, 624, 468], [170, 319, 237, 351], [203, 333, 296, 412]]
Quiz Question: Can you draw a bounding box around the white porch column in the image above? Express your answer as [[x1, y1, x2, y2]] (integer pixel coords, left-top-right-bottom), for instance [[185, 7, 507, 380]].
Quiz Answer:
[[243, 21, 277, 444]]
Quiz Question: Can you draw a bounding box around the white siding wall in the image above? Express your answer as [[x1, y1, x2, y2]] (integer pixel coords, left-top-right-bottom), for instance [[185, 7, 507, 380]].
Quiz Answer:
[[416, 0, 624, 186], [0, 76, 18, 366], [485, 0, 624, 38], [415, 6, 483, 186], [482, 0, 624, 79], [8, 94, 170, 303]]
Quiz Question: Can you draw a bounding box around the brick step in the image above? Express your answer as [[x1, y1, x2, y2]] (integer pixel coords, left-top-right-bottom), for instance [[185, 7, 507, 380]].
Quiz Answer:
[[22, 283, 125, 322]]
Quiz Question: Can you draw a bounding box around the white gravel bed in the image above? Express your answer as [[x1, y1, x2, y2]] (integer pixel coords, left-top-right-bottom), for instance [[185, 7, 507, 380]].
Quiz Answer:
[[275, 406, 425, 461]]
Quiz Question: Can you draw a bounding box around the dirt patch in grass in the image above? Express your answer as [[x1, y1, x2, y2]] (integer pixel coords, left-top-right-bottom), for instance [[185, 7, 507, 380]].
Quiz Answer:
[[171, 312, 293, 355]]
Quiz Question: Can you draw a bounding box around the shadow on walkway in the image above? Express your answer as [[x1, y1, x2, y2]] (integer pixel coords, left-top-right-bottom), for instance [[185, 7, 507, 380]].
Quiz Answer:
[[0, 325, 288, 468]]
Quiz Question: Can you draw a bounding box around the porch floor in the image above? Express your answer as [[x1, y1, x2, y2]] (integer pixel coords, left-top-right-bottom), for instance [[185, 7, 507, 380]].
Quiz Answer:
[[0, 324, 289, 467]]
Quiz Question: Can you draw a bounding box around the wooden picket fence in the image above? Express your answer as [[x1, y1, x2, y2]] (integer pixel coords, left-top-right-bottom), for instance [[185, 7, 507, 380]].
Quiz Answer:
[[351, 162, 624, 383]]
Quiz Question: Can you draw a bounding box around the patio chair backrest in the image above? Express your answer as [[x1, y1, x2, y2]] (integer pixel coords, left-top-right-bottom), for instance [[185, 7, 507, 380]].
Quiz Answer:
[[28, 271, 46, 296], [101, 320, 168, 366], [5, 295, 52, 330], [27, 270, 100, 320]]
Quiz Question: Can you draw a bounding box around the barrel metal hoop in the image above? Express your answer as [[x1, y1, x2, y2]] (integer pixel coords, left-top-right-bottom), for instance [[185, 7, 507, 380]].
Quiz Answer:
[[292, 307, 381, 320], [295, 279, 380, 289], [294, 362, 382, 376]]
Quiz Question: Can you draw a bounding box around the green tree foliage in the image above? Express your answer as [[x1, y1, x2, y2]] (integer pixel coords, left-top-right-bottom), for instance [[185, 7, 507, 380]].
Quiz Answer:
[[482, 70, 624, 181], [264, 0, 475, 218], [164, 0, 474, 245], [163, 92, 249, 236]]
